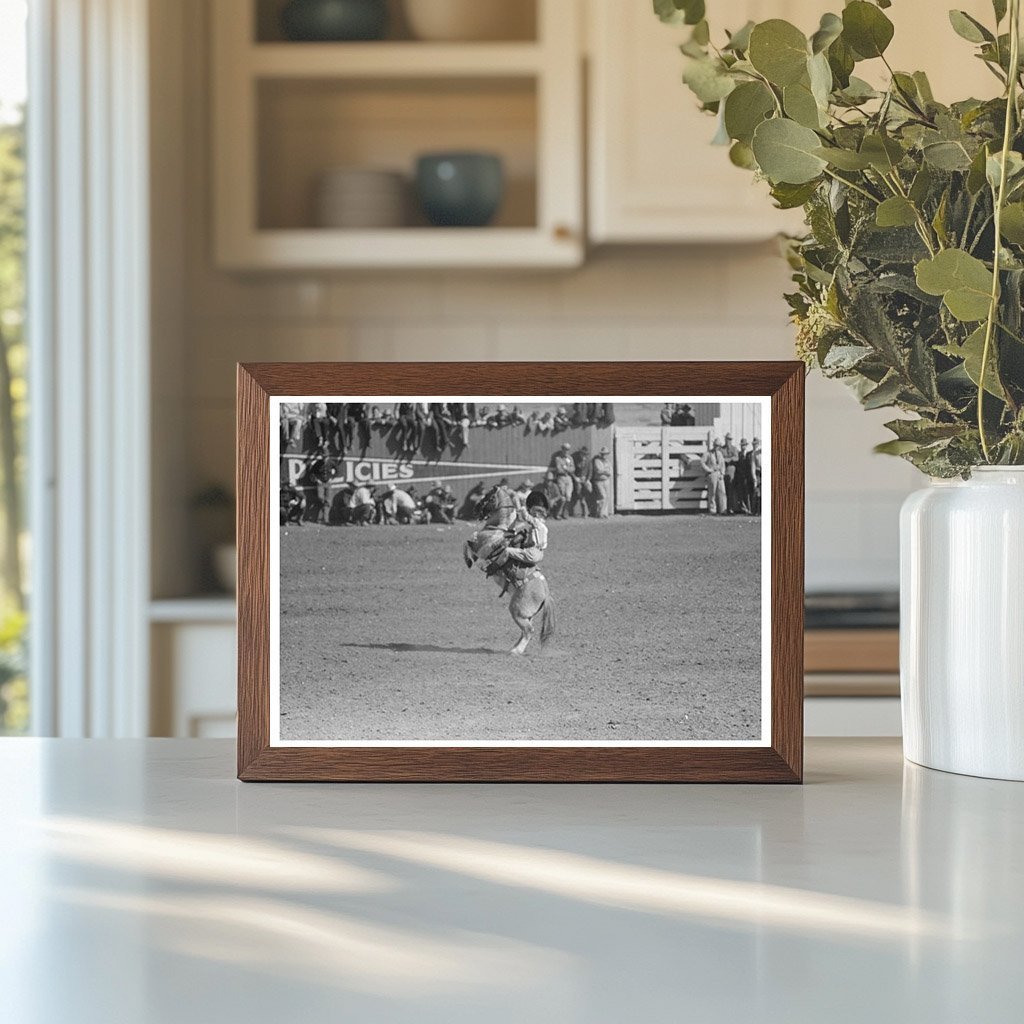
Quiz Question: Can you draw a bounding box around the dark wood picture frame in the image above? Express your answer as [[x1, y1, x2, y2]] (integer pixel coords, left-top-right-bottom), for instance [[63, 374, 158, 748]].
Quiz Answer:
[[237, 362, 804, 782]]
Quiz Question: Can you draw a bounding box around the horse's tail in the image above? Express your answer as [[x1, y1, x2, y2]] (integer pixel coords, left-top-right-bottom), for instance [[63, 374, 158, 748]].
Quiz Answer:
[[539, 595, 555, 645]]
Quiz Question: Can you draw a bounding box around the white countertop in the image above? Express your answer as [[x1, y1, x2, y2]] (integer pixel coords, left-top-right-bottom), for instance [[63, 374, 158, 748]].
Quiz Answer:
[[1, 738, 1020, 1023]]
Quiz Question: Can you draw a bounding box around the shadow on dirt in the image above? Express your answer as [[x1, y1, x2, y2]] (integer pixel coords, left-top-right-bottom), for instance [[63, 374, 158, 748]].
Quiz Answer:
[[340, 641, 498, 656]]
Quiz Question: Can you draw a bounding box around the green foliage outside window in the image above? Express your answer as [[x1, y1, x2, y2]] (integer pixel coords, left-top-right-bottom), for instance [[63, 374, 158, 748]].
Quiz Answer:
[[0, 110, 27, 732], [659, 0, 1024, 476]]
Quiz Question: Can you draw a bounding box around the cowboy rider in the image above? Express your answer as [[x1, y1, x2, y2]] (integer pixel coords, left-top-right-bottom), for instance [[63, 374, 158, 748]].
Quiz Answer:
[[490, 491, 550, 586]]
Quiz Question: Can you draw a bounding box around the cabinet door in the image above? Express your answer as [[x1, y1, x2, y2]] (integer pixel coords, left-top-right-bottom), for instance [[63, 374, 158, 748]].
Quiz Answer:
[[587, 0, 809, 243]]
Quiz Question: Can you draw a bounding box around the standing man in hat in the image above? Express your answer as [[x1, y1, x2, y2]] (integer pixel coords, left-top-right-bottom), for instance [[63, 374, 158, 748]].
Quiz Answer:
[[721, 432, 741, 514], [590, 445, 613, 519], [700, 438, 727, 515], [735, 438, 755, 514], [551, 442, 575, 520], [571, 444, 593, 518], [750, 437, 763, 515]]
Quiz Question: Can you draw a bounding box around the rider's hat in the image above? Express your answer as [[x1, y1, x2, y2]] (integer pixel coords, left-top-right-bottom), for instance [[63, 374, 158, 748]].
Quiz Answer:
[[526, 490, 549, 513]]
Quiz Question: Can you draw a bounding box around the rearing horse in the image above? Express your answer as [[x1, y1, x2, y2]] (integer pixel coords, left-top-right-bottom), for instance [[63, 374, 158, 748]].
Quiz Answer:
[[463, 486, 555, 655]]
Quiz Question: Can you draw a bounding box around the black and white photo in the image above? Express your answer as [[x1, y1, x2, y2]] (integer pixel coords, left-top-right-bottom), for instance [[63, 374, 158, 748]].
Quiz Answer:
[[270, 395, 771, 747]]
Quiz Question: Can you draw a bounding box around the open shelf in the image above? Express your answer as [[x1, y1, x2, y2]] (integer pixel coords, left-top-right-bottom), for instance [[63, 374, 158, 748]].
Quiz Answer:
[[254, 0, 539, 44], [212, 0, 582, 268], [249, 42, 544, 77]]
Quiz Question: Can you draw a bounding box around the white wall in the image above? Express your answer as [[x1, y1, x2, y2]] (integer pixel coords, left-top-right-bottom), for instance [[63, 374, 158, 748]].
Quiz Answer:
[[154, 0, 921, 599]]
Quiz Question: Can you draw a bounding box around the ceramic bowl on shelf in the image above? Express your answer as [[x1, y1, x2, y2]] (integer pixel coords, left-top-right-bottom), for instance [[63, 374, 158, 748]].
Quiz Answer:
[[280, 0, 388, 42], [402, 0, 535, 42], [414, 152, 504, 228], [315, 167, 408, 229]]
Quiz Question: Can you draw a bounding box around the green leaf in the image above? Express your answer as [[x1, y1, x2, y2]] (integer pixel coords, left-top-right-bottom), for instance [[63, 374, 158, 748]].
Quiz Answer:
[[922, 140, 973, 171], [909, 164, 933, 205], [1001, 203, 1024, 244], [751, 118, 828, 184], [810, 12, 843, 54], [682, 57, 736, 104], [862, 374, 903, 409], [814, 146, 872, 170], [808, 51, 833, 108], [691, 19, 710, 45], [874, 439, 922, 455], [939, 325, 1006, 398], [993, 0, 1008, 24], [653, 0, 705, 26], [948, 10, 994, 44], [729, 140, 757, 170], [842, 1, 895, 59], [967, 144, 991, 194], [913, 71, 935, 104], [827, 36, 856, 89], [876, 197, 918, 228], [724, 20, 755, 53], [986, 150, 1024, 191], [784, 81, 825, 129], [860, 133, 904, 173], [915, 250, 994, 322], [723, 81, 775, 144], [771, 180, 820, 209], [884, 418, 963, 443], [748, 20, 809, 86]]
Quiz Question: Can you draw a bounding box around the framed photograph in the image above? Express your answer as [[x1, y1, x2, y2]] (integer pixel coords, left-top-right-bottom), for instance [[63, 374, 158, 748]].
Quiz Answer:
[[237, 362, 804, 782]]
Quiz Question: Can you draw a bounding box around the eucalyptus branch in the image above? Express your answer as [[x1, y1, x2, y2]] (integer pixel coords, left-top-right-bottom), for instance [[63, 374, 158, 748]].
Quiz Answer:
[[822, 168, 881, 205], [979, 0, 1021, 462]]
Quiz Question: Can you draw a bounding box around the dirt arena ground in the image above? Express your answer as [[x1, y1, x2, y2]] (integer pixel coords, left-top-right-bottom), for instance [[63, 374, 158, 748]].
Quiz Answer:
[[278, 515, 763, 742]]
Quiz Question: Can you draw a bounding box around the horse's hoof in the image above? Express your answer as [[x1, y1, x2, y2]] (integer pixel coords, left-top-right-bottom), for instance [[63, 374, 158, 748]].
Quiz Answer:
[[509, 647, 525, 656]]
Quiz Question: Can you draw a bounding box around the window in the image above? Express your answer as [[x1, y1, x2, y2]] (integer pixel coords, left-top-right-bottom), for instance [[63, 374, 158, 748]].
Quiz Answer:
[[0, 0, 27, 734]]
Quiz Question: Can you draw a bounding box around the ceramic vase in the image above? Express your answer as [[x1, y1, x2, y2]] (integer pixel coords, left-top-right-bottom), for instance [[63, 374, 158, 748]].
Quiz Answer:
[[900, 467, 1024, 780]]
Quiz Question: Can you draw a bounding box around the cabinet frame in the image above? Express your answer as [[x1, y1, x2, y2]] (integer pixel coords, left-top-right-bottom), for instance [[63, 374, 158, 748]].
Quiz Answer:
[[211, 0, 584, 269]]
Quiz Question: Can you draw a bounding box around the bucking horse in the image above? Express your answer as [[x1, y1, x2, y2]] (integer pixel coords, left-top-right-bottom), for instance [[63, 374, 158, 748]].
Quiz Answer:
[[463, 485, 555, 655]]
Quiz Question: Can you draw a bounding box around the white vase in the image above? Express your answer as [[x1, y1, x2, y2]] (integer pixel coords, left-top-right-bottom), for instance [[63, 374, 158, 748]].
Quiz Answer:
[[900, 467, 1024, 780]]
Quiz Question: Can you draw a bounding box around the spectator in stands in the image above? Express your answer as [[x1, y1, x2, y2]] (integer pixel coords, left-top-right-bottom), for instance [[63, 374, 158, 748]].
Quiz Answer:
[[660, 403, 675, 426], [280, 402, 303, 450], [487, 405, 510, 429], [394, 402, 417, 455], [550, 442, 575, 519], [571, 445, 593, 518], [672, 404, 696, 426], [429, 403, 451, 453], [309, 402, 331, 448], [280, 483, 305, 525], [370, 405, 394, 431], [346, 403, 370, 452], [552, 407, 571, 432], [700, 438, 728, 516], [509, 406, 525, 426], [447, 403, 470, 449], [534, 411, 554, 434], [599, 403, 616, 426], [571, 403, 588, 428]]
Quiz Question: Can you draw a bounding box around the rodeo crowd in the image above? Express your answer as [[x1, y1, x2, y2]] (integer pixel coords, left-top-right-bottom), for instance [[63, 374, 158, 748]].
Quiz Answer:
[[279, 401, 616, 459], [279, 440, 614, 528]]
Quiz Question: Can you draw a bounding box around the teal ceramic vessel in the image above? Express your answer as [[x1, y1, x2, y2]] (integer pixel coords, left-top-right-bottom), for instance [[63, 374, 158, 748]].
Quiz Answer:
[[281, 0, 388, 42], [415, 153, 505, 228]]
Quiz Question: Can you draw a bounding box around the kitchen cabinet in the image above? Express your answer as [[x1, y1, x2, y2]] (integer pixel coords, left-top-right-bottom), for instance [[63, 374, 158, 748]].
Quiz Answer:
[[211, 0, 583, 269], [587, 0, 998, 244]]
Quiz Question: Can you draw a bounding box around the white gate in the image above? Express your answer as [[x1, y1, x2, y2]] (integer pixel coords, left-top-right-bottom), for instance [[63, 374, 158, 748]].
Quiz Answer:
[[614, 427, 709, 512]]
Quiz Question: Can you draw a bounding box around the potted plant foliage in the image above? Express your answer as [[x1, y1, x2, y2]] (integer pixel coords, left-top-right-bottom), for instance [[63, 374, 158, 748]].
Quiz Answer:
[[658, 0, 1024, 779]]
